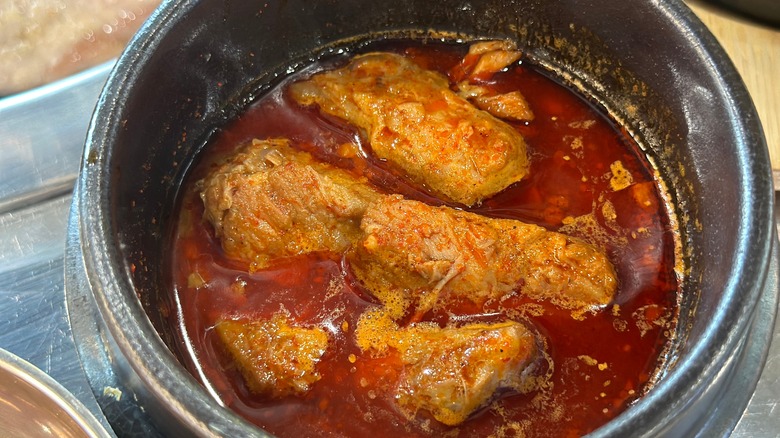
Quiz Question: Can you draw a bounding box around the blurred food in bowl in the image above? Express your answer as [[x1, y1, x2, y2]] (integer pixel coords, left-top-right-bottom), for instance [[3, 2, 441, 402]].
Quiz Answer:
[[0, 0, 160, 96]]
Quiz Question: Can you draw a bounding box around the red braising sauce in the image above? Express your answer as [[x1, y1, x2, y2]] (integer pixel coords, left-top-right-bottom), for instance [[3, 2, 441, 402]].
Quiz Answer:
[[169, 40, 680, 437]]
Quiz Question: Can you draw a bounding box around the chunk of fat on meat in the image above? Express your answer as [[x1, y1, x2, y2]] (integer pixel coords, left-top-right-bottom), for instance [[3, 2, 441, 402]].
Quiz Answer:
[[215, 313, 329, 398], [288, 52, 529, 207], [198, 138, 381, 270], [349, 195, 617, 318], [354, 308, 538, 426]]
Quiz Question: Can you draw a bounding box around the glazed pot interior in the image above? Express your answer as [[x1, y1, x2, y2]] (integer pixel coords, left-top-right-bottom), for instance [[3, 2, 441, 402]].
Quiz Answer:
[[80, 0, 773, 435]]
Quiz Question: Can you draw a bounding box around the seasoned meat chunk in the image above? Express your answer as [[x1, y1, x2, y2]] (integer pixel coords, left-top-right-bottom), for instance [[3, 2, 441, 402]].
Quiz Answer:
[[453, 41, 535, 122], [355, 310, 538, 426], [215, 314, 329, 398], [460, 86, 535, 122], [349, 196, 617, 317], [198, 138, 380, 270], [289, 52, 529, 206], [457, 40, 523, 79]]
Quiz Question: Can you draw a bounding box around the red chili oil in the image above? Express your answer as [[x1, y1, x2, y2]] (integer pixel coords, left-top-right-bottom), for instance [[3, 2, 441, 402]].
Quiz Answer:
[[168, 40, 680, 437]]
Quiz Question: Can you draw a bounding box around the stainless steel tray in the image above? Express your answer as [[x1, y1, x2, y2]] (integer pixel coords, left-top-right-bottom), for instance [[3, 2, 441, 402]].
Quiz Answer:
[[0, 61, 113, 214]]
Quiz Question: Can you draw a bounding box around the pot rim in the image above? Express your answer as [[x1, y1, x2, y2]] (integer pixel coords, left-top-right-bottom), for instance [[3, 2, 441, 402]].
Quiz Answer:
[[75, 0, 775, 436], [77, 2, 264, 435]]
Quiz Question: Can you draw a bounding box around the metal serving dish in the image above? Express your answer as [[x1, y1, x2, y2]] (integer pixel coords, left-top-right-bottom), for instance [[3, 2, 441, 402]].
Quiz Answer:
[[0, 62, 112, 214], [65, 0, 778, 436], [0, 347, 111, 438]]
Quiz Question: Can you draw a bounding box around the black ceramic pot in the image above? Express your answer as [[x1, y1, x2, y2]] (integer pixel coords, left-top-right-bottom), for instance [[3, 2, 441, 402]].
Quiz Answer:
[[65, 0, 778, 436]]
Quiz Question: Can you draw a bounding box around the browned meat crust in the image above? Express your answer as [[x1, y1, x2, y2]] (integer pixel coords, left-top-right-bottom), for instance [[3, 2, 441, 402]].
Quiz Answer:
[[215, 314, 329, 398], [355, 309, 538, 425], [349, 195, 617, 318], [198, 138, 381, 270], [289, 52, 529, 206]]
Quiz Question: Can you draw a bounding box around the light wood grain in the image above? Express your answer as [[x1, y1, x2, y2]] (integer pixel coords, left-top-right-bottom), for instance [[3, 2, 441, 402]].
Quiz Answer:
[[688, 2, 780, 186]]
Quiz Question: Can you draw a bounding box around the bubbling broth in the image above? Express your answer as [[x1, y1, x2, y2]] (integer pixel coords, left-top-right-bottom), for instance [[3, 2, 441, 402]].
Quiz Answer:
[[169, 40, 680, 437]]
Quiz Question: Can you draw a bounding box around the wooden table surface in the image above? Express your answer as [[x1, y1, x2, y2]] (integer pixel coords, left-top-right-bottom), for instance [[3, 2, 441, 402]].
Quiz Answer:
[[688, 2, 780, 186]]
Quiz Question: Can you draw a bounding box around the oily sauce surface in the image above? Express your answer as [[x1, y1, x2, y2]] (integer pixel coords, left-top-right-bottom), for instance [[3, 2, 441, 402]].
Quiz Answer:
[[169, 41, 680, 437]]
